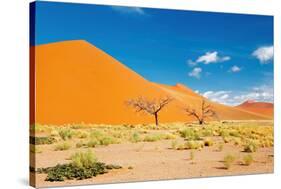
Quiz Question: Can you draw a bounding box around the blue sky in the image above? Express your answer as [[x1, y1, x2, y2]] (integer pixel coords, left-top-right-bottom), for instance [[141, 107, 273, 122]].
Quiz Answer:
[[33, 1, 274, 105]]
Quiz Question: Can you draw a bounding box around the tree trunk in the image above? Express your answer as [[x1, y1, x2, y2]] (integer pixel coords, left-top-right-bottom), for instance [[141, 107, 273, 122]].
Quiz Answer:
[[154, 113, 159, 126], [199, 119, 203, 125]]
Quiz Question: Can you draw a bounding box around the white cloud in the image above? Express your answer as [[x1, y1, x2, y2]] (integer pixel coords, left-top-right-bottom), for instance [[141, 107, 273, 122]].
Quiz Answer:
[[196, 51, 231, 64], [200, 84, 273, 106], [188, 51, 231, 66], [229, 65, 241, 73], [111, 6, 146, 15], [188, 67, 202, 79], [252, 46, 274, 64]]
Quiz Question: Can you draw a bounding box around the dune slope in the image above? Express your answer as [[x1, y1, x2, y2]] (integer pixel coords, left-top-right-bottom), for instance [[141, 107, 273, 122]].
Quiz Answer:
[[34, 40, 270, 124], [236, 100, 273, 118]]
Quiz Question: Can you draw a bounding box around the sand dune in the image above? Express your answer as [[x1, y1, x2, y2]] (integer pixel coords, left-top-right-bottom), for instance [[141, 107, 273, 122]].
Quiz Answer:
[[236, 100, 273, 118], [34, 40, 271, 124]]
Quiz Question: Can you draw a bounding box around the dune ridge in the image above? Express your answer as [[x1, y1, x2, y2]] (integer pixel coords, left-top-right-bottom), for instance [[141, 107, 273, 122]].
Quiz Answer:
[[34, 40, 272, 124]]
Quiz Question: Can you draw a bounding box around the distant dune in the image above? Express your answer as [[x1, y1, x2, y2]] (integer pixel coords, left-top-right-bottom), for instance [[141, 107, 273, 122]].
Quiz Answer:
[[236, 100, 273, 118], [34, 40, 272, 124]]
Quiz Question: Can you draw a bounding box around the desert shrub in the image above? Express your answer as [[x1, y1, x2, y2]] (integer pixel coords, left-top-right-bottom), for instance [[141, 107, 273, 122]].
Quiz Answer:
[[75, 131, 88, 139], [86, 138, 99, 148], [190, 150, 195, 160], [223, 154, 236, 169], [200, 128, 213, 137], [59, 129, 74, 140], [99, 136, 116, 146], [233, 137, 242, 146], [162, 133, 177, 140], [130, 132, 141, 143], [179, 128, 200, 140], [243, 154, 254, 166], [143, 134, 161, 142], [204, 138, 214, 146], [76, 141, 86, 148], [71, 151, 97, 168], [171, 140, 178, 150], [50, 129, 59, 137], [54, 142, 71, 151], [37, 151, 122, 181], [32, 136, 56, 145], [128, 166, 133, 169], [244, 140, 258, 153], [185, 140, 204, 150]]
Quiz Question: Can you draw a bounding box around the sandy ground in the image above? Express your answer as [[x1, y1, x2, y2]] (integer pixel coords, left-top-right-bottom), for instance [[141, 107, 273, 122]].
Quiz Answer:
[[33, 137, 273, 188]]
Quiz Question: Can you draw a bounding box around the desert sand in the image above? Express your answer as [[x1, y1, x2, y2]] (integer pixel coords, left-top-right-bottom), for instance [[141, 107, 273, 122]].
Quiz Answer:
[[34, 40, 272, 125], [34, 137, 273, 188]]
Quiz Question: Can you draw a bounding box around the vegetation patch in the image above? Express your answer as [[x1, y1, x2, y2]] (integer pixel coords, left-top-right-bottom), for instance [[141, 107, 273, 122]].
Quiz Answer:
[[243, 154, 254, 166], [37, 151, 122, 182], [54, 142, 71, 151], [223, 154, 236, 169], [31, 136, 56, 145]]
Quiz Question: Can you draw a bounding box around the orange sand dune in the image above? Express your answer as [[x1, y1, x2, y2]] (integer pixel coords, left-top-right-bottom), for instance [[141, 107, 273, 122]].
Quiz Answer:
[[34, 40, 270, 125], [236, 100, 273, 118]]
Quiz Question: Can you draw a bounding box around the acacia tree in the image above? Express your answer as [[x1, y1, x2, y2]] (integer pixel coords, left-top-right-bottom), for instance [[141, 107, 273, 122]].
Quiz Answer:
[[183, 99, 217, 125], [126, 96, 173, 126]]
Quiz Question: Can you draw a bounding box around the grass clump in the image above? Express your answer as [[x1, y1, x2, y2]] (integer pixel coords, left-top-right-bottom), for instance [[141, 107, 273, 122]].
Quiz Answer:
[[223, 154, 236, 169], [243, 154, 254, 166], [38, 151, 122, 182], [130, 132, 141, 143], [179, 128, 200, 141], [185, 140, 204, 150], [86, 138, 99, 148], [244, 140, 258, 153], [59, 129, 74, 140], [76, 141, 86, 148], [143, 134, 161, 142], [54, 142, 71, 151]]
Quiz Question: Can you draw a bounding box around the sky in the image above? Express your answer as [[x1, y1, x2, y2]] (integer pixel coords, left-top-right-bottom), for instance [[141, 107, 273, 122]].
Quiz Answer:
[[33, 1, 274, 106]]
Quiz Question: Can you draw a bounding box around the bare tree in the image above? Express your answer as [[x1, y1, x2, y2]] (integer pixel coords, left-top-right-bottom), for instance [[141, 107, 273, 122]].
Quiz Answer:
[[126, 96, 173, 126], [183, 99, 217, 125]]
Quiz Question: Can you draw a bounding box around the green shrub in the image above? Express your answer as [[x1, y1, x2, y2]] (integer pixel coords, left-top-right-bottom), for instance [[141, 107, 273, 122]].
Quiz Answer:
[[71, 151, 97, 168], [99, 136, 116, 146], [59, 129, 74, 140], [76, 141, 86, 148], [244, 140, 258, 152], [86, 139, 99, 148], [37, 151, 123, 182], [54, 142, 71, 151], [185, 140, 204, 150], [143, 134, 161, 142], [243, 154, 254, 166], [223, 154, 236, 169], [179, 128, 200, 140], [130, 132, 141, 143]]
